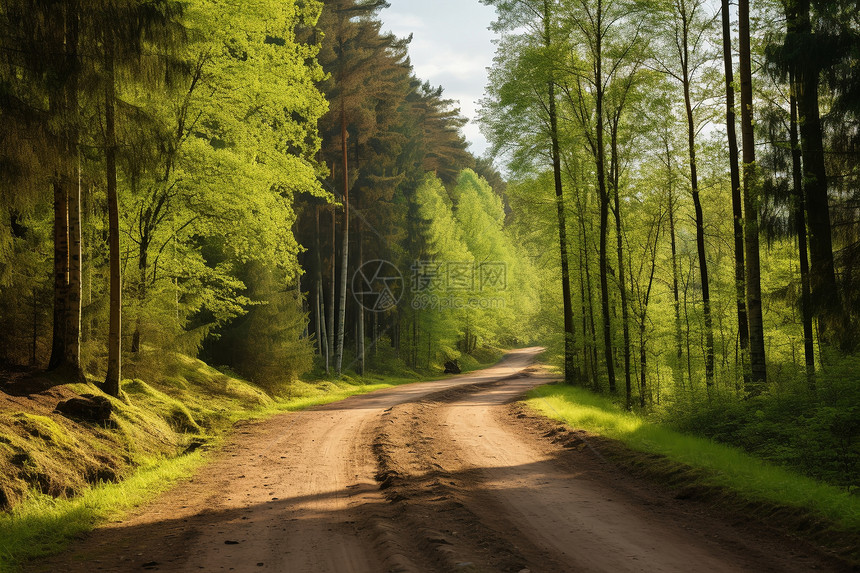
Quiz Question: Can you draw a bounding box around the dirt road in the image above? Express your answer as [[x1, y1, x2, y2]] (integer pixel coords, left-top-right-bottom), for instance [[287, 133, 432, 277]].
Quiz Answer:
[[29, 348, 845, 572]]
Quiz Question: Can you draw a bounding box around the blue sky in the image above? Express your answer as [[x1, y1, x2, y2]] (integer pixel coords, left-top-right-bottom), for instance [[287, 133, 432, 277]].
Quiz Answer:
[[381, 0, 498, 157]]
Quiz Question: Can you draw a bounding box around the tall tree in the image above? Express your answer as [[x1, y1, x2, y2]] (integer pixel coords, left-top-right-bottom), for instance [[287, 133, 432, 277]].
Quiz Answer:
[[481, 0, 579, 383], [562, 0, 643, 392], [651, 0, 716, 387], [738, 0, 767, 387], [781, 0, 843, 349], [720, 0, 750, 384]]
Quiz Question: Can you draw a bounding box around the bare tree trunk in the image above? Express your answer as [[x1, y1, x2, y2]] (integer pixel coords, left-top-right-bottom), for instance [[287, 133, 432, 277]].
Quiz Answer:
[[542, 0, 577, 384], [104, 34, 121, 397], [328, 204, 335, 367], [787, 0, 843, 350], [49, 0, 83, 381], [49, 177, 69, 371], [678, 7, 715, 388], [314, 206, 328, 371], [639, 212, 661, 408], [610, 126, 631, 409], [65, 154, 82, 378], [665, 142, 684, 390], [720, 0, 750, 385], [356, 222, 365, 375], [738, 0, 767, 388], [335, 104, 349, 375], [789, 73, 815, 382], [355, 144, 365, 376]]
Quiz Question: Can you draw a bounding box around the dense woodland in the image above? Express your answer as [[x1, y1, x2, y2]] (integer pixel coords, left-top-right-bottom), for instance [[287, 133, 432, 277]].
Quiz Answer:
[[0, 0, 858, 490]]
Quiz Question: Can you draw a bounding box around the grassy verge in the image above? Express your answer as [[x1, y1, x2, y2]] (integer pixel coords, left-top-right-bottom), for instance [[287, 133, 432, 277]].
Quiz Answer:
[[525, 384, 860, 533], [0, 452, 204, 570]]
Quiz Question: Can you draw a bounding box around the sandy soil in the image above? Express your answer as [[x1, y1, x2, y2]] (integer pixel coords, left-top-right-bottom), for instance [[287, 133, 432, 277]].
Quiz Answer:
[[27, 348, 850, 572]]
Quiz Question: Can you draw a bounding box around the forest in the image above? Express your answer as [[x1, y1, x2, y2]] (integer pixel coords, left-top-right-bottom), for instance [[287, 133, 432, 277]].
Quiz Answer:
[[0, 0, 858, 515]]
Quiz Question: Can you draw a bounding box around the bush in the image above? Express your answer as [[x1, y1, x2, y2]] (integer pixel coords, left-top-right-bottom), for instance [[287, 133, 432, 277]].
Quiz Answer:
[[658, 357, 860, 491]]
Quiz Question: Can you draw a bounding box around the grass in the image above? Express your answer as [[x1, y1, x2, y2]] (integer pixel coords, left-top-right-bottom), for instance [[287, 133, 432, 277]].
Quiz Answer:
[[0, 452, 203, 569], [526, 383, 860, 532]]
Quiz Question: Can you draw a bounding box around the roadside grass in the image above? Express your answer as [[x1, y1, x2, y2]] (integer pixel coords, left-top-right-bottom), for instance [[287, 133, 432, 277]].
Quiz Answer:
[[525, 384, 860, 532], [0, 452, 203, 570]]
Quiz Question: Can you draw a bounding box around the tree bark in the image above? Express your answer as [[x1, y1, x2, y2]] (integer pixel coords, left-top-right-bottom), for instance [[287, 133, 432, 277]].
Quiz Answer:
[[334, 102, 349, 376], [50, 0, 83, 381], [610, 125, 631, 409], [679, 4, 715, 388], [593, 2, 615, 393], [720, 0, 750, 385], [545, 9, 577, 384], [49, 177, 70, 371], [329, 204, 336, 367], [738, 0, 767, 388], [787, 0, 842, 350], [665, 141, 684, 390], [789, 73, 815, 381], [65, 156, 83, 377], [104, 33, 122, 397]]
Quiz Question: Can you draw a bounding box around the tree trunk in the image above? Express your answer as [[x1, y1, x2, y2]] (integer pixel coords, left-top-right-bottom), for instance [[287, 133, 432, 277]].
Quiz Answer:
[[315, 206, 329, 372], [720, 0, 750, 385], [666, 152, 684, 390], [738, 0, 767, 388], [328, 204, 336, 368], [610, 125, 631, 409], [549, 82, 577, 384], [49, 177, 69, 371], [65, 156, 83, 378], [679, 8, 715, 388], [104, 34, 121, 397], [594, 22, 615, 393], [355, 143, 365, 376], [788, 0, 842, 350], [49, 0, 83, 380], [789, 73, 815, 381], [130, 241, 147, 353], [335, 104, 349, 376]]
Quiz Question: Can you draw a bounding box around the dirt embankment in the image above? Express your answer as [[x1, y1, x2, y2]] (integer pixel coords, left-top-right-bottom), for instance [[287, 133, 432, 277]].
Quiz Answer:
[[26, 349, 853, 572]]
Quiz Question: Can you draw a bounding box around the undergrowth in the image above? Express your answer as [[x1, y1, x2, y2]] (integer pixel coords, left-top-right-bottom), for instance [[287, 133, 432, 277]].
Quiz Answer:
[[655, 358, 860, 492]]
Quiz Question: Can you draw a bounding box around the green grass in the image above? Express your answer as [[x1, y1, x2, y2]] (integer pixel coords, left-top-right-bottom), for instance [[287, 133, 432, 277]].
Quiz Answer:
[[0, 452, 203, 570], [526, 384, 860, 532]]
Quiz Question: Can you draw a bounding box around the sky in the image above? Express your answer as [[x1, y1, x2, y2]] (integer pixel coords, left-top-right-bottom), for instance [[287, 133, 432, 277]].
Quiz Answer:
[[380, 0, 498, 157]]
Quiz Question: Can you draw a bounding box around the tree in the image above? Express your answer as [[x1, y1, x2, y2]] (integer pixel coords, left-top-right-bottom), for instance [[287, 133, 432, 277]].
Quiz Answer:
[[719, 0, 750, 384], [481, 0, 579, 383], [738, 0, 767, 387], [778, 0, 844, 350], [561, 0, 644, 393], [651, 0, 717, 387]]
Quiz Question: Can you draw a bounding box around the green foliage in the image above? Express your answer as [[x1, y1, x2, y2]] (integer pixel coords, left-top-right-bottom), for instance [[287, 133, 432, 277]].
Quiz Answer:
[[661, 356, 860, 491], [203, 261, 315, 394]]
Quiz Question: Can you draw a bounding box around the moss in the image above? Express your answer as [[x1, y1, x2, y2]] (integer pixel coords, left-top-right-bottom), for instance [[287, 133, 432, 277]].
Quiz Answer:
[[10, 414, 73, 447]]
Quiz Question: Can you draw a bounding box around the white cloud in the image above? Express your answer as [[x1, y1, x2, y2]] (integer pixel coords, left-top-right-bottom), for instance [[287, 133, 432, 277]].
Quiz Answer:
[[381, 0, 497, 157]]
